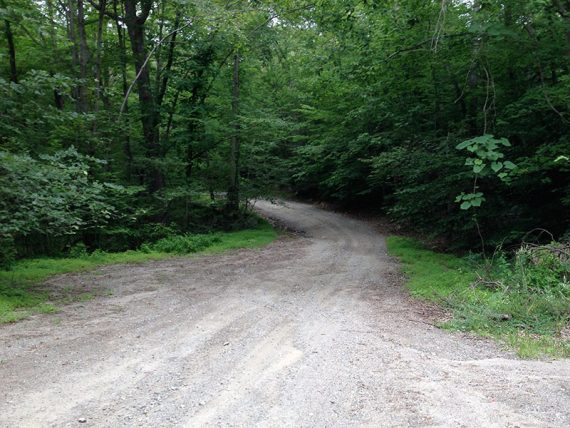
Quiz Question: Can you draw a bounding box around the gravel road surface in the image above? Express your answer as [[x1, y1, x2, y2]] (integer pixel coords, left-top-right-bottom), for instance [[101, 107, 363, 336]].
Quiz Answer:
[[1, 200, 569, 427]]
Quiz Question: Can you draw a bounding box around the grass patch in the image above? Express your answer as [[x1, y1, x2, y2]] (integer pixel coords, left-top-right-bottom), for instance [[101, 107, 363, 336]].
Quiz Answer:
[[0, 221, 278, 324], [387, 236, 570, 359]]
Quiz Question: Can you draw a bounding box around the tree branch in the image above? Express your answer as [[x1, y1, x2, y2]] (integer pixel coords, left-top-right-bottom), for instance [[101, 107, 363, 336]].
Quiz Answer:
[[119, 19, 193, 116], [86, 0, 119, 20], [137, 0, 153, 24], [157, 11, 182, 106]]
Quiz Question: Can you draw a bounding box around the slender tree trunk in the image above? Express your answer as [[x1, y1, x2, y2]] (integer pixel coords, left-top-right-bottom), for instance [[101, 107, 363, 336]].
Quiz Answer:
[[124, 0, 164, 192], [226, 53, 241, 214], [94, 0, 107, 110], [3, 16, 17, 83], [46, 0, 65, 109], [431, 65, 441, 130], [467, 0, 482, 135], [76, 0, 89, 113], [66, 0, 82, 111], [165, 89, 180, 142], [157, 11, 181, 107], [154, 0, 165, 97], [113, 0, 133, 182], [445, 62, 467, 119], [185, 70, 206, 180], [503, 3, 520, 97], [67, 0, 78, 69]]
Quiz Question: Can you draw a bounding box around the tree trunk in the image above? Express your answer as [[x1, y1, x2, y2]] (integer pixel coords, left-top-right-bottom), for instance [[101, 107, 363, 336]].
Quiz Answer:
[[430, 65, 440, 130], [124, 0, 164, 192], [113, 0, 133, 181], [46, 0, 65, 108], [3, 16, 17, 83], [76, 0, 89, 113], [157, 11, 181, 107], [467, 0, 482, 135], [226, 53, 241, 214], [94, 0, 107, 110], [66, 0, 87, 112]]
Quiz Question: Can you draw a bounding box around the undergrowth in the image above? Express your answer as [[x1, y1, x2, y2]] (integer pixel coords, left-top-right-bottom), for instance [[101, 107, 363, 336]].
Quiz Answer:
[[387, 236, 570, 359], [0, 221, 277, 323]]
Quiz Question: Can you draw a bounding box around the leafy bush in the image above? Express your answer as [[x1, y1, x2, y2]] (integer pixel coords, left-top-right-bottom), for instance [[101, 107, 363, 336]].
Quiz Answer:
[[142, 234, 223, 254], [68, 243, 89, 258], [0, 148, 127, 267], [0, 237, 16, 270], [501, 244, 570, 297], [97, 223, 180, 252], [471, 243, 570, 333]]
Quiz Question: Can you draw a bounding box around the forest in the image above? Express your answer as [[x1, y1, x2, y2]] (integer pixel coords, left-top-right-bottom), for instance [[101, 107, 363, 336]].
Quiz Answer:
[[1, 0, 569, 262]]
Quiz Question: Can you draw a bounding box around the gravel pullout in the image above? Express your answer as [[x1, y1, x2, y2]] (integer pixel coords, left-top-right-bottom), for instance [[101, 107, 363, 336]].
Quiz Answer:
[[0, 200, 569, 427]]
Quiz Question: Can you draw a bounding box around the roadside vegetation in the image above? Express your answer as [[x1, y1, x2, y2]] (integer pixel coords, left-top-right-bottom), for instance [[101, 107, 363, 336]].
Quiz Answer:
[[388, 237, 570, 358], [0, 221, 277, 324]]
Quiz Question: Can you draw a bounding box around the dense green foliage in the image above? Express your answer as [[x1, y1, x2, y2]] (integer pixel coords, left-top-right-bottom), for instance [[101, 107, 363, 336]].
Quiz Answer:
[[388, 236, 570, 358], [0, 0, 293, 267], [270, 0, 570, 249], [0, 149, 127, 266], [2, 0, 568, 257]]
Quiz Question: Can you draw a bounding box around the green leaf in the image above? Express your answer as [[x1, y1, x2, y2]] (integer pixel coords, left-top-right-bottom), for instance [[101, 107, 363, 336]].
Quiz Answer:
[[504, 161, 516, 170], [491, 162, 503, 172], [471, 198, 484, 207], [499, 138, 511, 147], [456, 140, 472, 150], [473, 164, 485, 174], [460, 201, 472, 210]]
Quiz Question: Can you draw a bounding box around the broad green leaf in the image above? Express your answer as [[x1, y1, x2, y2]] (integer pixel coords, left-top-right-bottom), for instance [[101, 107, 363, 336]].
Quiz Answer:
[[491, 162, 503, 172], [471, 198, 483, 207], [456, 140, 471, 150], [504, 161, 516, 170], [473, 164, 485, 174]]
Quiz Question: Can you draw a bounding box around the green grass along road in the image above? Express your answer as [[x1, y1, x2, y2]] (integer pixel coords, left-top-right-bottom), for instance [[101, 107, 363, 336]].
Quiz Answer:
[[0, 223, 278, 323], [388, 237, 570, 359]]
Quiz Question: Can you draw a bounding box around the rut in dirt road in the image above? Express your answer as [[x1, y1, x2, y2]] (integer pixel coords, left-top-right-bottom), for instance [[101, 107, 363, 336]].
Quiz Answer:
[[0, 200, 569, 427]]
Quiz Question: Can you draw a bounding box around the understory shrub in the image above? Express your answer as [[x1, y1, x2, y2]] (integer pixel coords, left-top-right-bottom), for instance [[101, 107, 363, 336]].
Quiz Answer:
[[510, 244, 570, 296], [389, 236, 570, 357], [68, 242, 89, 258], [142, 234, 223, 254], [95, 223, 181, 252], [0, 237, 16, 270], [0, 149, 127, 265], [481, 243, 570, 325]]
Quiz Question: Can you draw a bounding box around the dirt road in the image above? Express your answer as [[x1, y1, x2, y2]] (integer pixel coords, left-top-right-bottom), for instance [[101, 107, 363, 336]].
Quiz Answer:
[[1, 201, 568, 427]]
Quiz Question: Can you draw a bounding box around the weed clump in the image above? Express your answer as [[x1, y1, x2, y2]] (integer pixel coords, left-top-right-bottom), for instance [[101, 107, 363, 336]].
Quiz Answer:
[[388, 236, 570, 358], [143, 234, 223, 254]]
